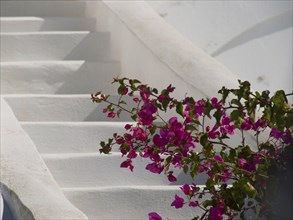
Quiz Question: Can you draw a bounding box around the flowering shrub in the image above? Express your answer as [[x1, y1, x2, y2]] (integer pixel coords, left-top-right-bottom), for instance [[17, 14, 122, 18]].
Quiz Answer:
[[91, 78, 293, 220]]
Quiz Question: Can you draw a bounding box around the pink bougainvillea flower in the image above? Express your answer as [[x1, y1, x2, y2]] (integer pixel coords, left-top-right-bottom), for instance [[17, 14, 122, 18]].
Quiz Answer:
[[208, 125, 220, 139], [180, 184, 191, 195], [226, 124, 236, 135], [194, 100, 205, 117], [214, 155, 224, 163], [138, 109, 153, 125], [139, 85, 151, 100], [124, 124, 132, 130], [240, 118, 253, 130], [153, 134, 169, 147], [158, 94, 165, 103], [221, 116, 231, 126], [167, 171, 177, 182], [138, 103, 157, 125], [171, 194, 185, 209], [107, 112, 115, 118], [237, 158, 247, 167], [209, 206, 224, 220], [146, 162, 164, 174], [120, 159, 134, 172], [127, 150, 137, 159], [133, 127, 148, 141], [148, 212, 162, 220], [167, 84, 175, 92], [282, 129, 293, 144], [122, 87, 128, 95], [270, 128, 282, 139], [211, 97, 222, 108], [133, 97, 139, 103], [220, 169, 232, 182], [189, 201, 199, 207]]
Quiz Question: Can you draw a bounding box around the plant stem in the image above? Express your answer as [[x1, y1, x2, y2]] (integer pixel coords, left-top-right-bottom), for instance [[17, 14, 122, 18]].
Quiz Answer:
[[104, 100, 133, 115]]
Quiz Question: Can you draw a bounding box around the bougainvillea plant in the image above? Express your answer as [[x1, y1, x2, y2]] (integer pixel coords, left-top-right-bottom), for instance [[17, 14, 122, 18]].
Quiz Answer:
[[91, 77, 293, 220]]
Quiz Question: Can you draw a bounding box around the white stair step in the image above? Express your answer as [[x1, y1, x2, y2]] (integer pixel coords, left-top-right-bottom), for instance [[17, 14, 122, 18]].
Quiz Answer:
[[0, 17, 96, 32], [42, 153, 199, 188], [62, 186, 202, 219], [20, 122, 128, 153], [4, 95, 134, 122], [0, 1, 86, 17], [0, 61, 120, 94], [0, 32, 110, 61]]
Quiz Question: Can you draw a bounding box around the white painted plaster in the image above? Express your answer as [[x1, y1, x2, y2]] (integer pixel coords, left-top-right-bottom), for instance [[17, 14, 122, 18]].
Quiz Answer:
[[0, 32, 111, 61], [0, 1, 86, 17], [63, 186, 205, 219], [1, 0, 277, 219], [1, 61, 120, 94], [88, 1, 239, 100], [20, 122, 129, 153], [0, 98, 87, 219], [0, 17, 96, 32], [147, 1, 293, 95], [3, 95, 134, 122]]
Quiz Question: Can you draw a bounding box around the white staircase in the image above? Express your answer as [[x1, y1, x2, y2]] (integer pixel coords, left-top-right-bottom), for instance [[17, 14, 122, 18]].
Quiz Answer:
[[1, 1, 198, 219]]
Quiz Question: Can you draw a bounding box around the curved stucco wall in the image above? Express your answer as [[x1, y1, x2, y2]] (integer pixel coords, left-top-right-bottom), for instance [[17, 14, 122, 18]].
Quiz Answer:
[[0, 97, 88, 219], [83, 1, 266, 147], [85, 1, 240, 100], [147, 1, 293, 96]]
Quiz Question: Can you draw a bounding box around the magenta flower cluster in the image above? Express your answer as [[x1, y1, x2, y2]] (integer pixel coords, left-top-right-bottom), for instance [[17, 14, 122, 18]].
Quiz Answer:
[[92, 78, 293, 220]]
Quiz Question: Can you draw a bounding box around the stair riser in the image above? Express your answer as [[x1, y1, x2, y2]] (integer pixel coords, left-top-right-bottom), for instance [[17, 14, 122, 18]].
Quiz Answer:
[[0, 32, 110, 61], [4, 96, 135, 122], [64, 188, 204, 219], [1, 62, 120, 94], [0, 1, 86, 17], [43, 154, 198, 187], [0, 17, 96, 32], [21, 123, 127, 153]]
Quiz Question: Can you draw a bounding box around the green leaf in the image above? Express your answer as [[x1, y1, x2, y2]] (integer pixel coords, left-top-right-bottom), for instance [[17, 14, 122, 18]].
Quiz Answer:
[[118, 85, 126, 95], [220, 151, 229, 161], [131, 114, 137, 121], [132, 79, 141, 84], [183, 164, 188, 174], [176, 102, 184, 117], [162, 99, 169, 111], [218, 86, 229, 104], [229, 148, 236, 160], [272, 90, 287, 108], [152, 88, 158, 94], [149, 125, 157, 135], [204, 101, 212, 117], [230, 110, 240, 122], [213, 109, 222, 124], [202, 199, 213, 208], [185, 124, 197, 131], [200, 133, 208, 147], [161, 89, 169, 96], [206, 178, 215, 188], [231, 99, 242, 107], [119, 100, 127, 105]]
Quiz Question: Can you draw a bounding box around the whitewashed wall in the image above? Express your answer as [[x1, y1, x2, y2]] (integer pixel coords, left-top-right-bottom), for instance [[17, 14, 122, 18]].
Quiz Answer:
[[147, 1, 293, 96]]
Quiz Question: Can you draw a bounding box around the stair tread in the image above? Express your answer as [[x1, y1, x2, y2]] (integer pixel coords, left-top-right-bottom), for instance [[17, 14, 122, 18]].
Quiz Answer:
[[0, 31, 103, 35], [0, 17, 96, 20], [41, 152, 120, 159], [0, 60, 119, 65], [62, 185, 197, 191]]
